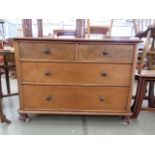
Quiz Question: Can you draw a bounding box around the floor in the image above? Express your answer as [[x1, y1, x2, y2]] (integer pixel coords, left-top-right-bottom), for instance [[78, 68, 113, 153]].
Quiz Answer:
[[0, 77, 155, 135]]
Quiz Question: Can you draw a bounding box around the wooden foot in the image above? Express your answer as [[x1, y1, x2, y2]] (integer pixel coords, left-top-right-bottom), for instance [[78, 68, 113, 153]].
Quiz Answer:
[[122, 116, 130, 125], [18, 113, 29, 122], [0, 115, 11, 124]]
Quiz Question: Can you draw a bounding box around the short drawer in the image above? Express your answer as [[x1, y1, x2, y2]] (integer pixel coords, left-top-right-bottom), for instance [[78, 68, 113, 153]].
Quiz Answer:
[[78, 44, 134, 63], [19, 42, 75, 60], [21, 62, 132, 85], [22, 85, 129, 112]]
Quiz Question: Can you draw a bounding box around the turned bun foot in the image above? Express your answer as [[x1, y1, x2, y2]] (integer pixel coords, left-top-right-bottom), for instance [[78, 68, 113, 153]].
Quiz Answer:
[[18, 113, 29, 122], [122, 116, 130, 125]]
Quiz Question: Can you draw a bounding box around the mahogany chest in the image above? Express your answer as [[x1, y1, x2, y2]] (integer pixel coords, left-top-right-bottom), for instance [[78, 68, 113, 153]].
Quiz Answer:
[[13, 38, 140, 122]]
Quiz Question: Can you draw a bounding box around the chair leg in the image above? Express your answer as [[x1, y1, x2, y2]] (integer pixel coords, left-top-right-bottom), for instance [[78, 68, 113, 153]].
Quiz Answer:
[[0, 73, 11, 124], [0, 73, 3, 97], [5, 69, 10, 95], [0, 97, 11, 124], [148, 81, 155, 108], [131, 78, 147, 118], [4, 56, 11, 95], [131, 76, 142, 113]]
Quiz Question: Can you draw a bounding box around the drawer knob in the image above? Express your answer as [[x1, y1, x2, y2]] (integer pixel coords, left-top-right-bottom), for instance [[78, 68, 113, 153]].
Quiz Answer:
[[43, 48, 50, 54], [101, 71, 107, 77], [102, 51, 108, 56], [99, 96, 105, 102], [45, 70, 51, 76], [45, 96, 52, 101]]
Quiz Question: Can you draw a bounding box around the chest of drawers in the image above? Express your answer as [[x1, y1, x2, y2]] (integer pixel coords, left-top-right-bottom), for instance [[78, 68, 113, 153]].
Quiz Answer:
[[13, 38, 140, 122]]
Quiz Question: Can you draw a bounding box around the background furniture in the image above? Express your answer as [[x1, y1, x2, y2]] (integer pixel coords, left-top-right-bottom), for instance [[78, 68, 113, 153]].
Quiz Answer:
[[53, 29, 76, 38], [22, 19, 44, 37], [0, 40, 17, 124], [0, 50, 16, 124], [53, 19, 85, 38], [53, 19, 113, 39], [86, 26, 109, 37], [0, 51, 17, 97], [14, 37, 140, 123], [132, 19, 155, 35], [0, 51, 12, 95], [0, 100, 11, 123], [37, 19, 43, 37], [22, 19, 33, 37], [86, 19, 113, 38], [131, 26, 155, 118], [0, 71, 11, 124], [0, 39, 17, 96]]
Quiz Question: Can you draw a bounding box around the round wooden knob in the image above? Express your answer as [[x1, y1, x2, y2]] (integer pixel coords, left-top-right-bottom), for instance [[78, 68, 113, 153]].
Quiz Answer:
[[102, 47, 108, 56], [102, 51, 108, 56], [101, 72, 107, 77], [43, 48, 50, 54], [99, 96, 105, 102], [45, 96, 52, 101], [44, 70, 51, 76]]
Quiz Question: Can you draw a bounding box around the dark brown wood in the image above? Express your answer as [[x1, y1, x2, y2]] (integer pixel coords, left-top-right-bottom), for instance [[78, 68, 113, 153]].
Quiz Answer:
[[22, 19, 32, 37], [3, 52, 10, 94], [131, 27, 155, 118], [18, 113, 29, 122], [135, 26, 155, 38], [122, 116, 130, 124], [53, 29, 76, 37], [131, 75, 155, 118], [0, 51, 17, 96], [2, 93, 18, 97], [13, 37, 142, 43], [0, 73, 11, 124], [148, 81, 155, 108], [141, 107, 155, 111], [0, 102, 11, 123], [76, 19, 85, 38], [13, 38, 140, 121], [89, 26, 109, 34], [131, 75, 145, 118], [37, 19, 43, 37]]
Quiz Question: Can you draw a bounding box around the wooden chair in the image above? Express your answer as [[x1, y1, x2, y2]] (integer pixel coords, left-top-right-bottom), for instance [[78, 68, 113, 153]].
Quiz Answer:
[[131, 26, 155, 118], [86, 19, 113, 38], [0, 41, 4, 62], [53, 19, 85, 38], [0, 47, 11, 123], [53, 29, 76, 38], [53, 19, 113, 39], [0, 39, 17, 124], [0, 39, 17, 96]]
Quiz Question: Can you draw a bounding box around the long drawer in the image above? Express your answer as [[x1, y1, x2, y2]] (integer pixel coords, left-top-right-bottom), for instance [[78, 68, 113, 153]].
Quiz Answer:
[[78, 44, 134, 63], [22, 85, 129, 112], [21, 62, 132, 85], [19, 42, 75, 60]]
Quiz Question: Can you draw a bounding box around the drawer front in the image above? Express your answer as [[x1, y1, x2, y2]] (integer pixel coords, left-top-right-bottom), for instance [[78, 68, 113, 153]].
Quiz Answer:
[[22, 85, 129, 112], [19, 42, 75, 60], [21, 62, 132, 85], [78, 44, 134, 63]]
